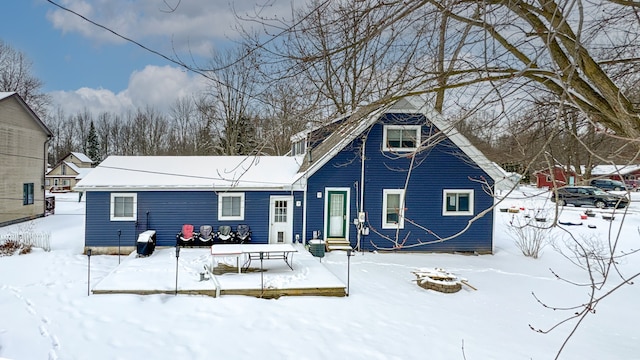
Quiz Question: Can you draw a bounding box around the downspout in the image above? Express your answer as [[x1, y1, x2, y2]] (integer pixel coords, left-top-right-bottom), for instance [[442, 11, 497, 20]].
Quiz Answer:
[[43, 136, 51, 214], [358, 135, 367, 251], [302, 177, 308, 246]]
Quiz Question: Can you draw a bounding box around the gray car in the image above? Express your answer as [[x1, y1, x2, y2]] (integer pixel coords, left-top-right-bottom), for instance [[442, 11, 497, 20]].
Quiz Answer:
[[551, 186, 629, 208], [590, 178, 626, 191]]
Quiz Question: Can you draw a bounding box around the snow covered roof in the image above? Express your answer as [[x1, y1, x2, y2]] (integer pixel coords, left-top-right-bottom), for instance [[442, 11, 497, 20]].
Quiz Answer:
[[70, 163, 93, 180], [70, 152, 93, 163], [74, 156, 305, 191], [65, 162, 81, 174], [590, 164, 640, 176], [0, 92, 15, 100]]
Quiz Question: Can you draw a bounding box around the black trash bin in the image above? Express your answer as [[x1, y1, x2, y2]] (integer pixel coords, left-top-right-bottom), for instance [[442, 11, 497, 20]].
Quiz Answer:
[[136, 230, 156, 257], [309, 239, 325, 258]]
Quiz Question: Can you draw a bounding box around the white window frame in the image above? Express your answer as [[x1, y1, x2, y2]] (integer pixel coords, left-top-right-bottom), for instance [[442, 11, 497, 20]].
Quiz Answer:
[[110, 193, 137, 221], [292, 138, 306, 156], [218, 192, 245, 221], [383, 125, 421, 152], [442, 189, 474, 216], [382, 189, 405, 229]]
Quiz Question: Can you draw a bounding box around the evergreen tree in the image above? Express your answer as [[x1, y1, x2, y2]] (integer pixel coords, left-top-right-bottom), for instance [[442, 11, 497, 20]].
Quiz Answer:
[[86, 121, 100, 163]]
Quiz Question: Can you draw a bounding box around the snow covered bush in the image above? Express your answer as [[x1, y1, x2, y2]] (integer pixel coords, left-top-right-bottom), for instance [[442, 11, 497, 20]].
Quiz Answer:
[[0, 239, 31, 256], [507, 213, 550, 259], [0, 221, 51, 253]]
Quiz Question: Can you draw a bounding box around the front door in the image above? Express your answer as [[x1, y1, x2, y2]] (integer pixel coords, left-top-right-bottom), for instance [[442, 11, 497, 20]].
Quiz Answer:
[[326, 189, 348, 239], [269, 196, 293, 244]]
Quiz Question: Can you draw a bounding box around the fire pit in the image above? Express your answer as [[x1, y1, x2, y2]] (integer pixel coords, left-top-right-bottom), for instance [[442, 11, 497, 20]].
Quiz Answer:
[[412, 268, 467, 293]]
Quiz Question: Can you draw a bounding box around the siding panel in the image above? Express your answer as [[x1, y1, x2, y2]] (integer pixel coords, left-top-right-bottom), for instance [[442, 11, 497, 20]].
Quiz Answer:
[[85, 190, 303, 248], [306, 112, 494, 253]]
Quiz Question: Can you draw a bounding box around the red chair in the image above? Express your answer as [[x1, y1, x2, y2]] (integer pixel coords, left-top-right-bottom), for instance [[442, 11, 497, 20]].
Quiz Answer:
[[176, 224, 195, 246]]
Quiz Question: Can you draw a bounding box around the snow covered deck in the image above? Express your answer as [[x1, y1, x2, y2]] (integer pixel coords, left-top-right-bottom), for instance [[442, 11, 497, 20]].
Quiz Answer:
[[91, 244, 346, 298]]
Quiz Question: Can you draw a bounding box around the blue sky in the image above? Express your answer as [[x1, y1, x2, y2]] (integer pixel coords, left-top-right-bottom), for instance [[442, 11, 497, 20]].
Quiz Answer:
[[2, 1, 168, 92], [0, 0, 295, 115]]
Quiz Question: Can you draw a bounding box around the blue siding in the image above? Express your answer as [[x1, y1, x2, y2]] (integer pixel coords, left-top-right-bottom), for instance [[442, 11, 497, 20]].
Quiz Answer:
[[306, 112, 494, 253], [85, 190, 303, 248]]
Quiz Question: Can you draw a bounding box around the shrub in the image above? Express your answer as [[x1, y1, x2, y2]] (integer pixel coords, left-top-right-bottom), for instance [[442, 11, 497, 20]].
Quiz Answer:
[[507, 214, 550, 258], [0, 221, 50, 255]]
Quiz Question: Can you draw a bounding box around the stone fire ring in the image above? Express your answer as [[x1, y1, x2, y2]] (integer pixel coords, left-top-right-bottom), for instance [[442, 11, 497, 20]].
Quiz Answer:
[[413, 268, 463, 294]]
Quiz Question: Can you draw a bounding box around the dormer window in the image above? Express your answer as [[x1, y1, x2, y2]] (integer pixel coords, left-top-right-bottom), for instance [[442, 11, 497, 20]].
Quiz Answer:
[[383, 125, 420, 152], [291, 138, 306, 156]]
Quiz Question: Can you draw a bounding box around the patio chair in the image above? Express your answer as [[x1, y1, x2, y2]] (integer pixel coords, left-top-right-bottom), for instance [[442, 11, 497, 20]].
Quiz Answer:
[[234, 224, 251, 244], [216, 225, 234, 244], [198, 225, 214, 243], [176, 224, 195, 246]]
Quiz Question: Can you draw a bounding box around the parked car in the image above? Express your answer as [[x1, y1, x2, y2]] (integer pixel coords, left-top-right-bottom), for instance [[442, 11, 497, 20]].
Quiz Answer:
[[590, 178, 626, 191], [624, 179, 640, 191], [551, 186, 629, 208]]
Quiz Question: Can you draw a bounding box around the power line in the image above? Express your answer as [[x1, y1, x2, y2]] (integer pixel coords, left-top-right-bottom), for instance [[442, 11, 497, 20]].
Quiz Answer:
[[43, 0, 333, 106], [94, 162, 302, 187], [0, 151, 47, 161]]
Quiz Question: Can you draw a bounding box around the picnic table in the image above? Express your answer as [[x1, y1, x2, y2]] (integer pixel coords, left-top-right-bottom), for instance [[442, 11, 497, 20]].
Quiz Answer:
[[210, 244, 298, 273]]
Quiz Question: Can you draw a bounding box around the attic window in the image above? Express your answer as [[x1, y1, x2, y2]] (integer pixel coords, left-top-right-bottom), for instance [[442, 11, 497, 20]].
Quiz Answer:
[[383, 125, 420, 152], [291, 138, 306, 156]]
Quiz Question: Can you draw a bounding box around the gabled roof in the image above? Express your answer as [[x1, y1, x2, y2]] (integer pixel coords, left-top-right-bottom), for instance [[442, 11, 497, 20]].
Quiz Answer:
[[0, 92, 52, 137], [294, 96, 514, 190], [74, 156, 305, 191], [70, 152, 93, 163], [65, 161, 82, 175], [0, 92, 14, 100]]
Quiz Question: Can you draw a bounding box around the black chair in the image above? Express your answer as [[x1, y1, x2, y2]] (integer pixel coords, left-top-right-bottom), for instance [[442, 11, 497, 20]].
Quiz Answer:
[[234, 224, 251, 244], [216, 225, 234, 244]]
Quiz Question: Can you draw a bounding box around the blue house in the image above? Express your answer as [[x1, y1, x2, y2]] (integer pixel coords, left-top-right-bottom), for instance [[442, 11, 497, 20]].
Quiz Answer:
[[75, 96, 510, 254]]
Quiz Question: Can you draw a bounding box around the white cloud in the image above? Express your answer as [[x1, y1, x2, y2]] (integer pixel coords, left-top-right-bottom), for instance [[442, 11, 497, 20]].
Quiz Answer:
[[45, 0, 299, 56], [49, 65, 209, 115]]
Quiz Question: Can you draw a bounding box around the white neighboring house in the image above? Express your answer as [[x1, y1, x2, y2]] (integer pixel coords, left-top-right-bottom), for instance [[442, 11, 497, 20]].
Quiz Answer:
[[0, 92, 53, 226], [45, 152, 94, 192]]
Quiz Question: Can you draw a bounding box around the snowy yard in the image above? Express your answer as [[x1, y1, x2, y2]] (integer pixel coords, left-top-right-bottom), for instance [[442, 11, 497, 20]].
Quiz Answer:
[[1, 187, 639, 359]]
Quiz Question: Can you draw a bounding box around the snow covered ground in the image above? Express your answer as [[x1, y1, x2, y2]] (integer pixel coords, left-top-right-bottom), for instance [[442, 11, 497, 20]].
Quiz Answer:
[[1, 187, 639, 360]]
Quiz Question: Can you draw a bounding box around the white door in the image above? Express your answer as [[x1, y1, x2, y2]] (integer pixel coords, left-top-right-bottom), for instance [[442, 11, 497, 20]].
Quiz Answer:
[[269, 196, 293, 244]]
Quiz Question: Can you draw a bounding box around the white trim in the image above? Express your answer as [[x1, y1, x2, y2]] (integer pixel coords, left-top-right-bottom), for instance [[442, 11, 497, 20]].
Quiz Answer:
[[110, 193, 137, 221], [442, 189, 474, 216], [218, 192, 245, 221], [323, 187, 350, 240], [382, 189, 405, 229], [382, 125, 421, 152], [291, 137, 307, 156]]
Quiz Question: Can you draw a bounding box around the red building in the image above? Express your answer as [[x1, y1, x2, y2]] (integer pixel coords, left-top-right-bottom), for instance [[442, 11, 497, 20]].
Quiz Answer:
[[535, 166, 579, 189], [591, 165, 640, 189]]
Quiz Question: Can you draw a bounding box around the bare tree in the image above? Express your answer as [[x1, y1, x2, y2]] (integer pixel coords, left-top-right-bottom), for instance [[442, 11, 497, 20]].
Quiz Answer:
[[257, 83, 313, 155], [269, 0, 435, 116], [0, 40, 50, 117], [205, 46, 261, 155]]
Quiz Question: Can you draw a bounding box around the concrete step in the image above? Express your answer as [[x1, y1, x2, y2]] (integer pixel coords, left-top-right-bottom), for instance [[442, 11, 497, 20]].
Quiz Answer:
[[325, 238, 352, 251]]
